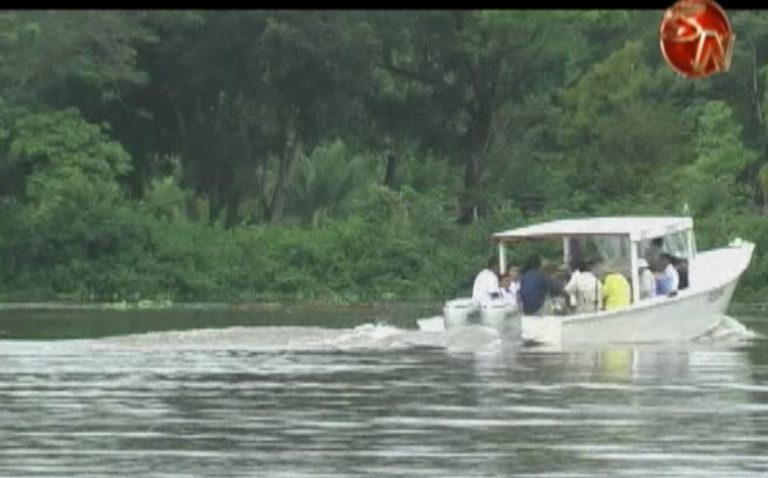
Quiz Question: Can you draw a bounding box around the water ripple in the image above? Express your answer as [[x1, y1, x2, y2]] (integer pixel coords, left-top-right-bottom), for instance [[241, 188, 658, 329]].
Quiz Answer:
[[0, 318, 766, 477]]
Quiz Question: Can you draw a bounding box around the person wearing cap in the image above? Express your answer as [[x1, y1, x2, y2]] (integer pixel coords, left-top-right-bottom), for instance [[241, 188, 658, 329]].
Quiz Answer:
[[637, 258, 656, 300]]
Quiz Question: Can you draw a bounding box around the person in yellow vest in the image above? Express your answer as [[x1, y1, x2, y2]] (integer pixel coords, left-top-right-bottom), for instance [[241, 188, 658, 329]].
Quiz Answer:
[[600, 266, 631, 311]]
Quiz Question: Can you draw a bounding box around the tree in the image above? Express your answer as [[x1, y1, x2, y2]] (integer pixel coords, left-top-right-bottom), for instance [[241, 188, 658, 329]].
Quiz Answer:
[[558, 40, 692, 210], [124, 11, 381, 226], [283, 140, 376, 228], [680, 101, 759, 214], [372, 11, 634, 222], [0, 11, 154, 105], [0, 108, 131, 216]]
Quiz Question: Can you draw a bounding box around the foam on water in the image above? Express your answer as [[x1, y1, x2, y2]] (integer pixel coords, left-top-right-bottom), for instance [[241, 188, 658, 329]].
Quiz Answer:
[[0, 314, 755, 357], [81, 322, 447, 354], [693, 315, 759, 345], [416, 316, 445, 332], [78, 317, 503, 355]]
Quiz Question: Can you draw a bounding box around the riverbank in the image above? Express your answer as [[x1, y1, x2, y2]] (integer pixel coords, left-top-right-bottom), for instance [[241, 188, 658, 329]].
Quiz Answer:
[[2, 207, 766, 308], [0, 299, 443, 313]]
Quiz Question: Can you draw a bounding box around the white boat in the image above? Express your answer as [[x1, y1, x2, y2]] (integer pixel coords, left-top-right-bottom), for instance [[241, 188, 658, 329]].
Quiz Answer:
[[443, 216, 754, 346]]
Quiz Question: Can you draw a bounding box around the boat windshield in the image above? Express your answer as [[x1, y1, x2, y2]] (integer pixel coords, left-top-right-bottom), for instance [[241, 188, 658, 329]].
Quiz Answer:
[[567, 235, 631, 276], [638, 230, 691, 259]]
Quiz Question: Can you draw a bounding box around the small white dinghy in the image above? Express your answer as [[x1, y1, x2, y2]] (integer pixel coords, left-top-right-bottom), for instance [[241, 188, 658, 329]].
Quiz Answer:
[[443, 216, 754, 347]]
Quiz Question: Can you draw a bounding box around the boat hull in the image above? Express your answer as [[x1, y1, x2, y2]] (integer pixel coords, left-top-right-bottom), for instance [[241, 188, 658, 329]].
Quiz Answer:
[[522, 280, 736, 346], [522, 241, 754, 346]]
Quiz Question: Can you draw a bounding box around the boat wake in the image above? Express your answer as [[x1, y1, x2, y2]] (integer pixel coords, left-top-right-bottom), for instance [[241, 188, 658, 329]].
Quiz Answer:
[[99, 314, 752, 353], [81, 316, 504, 355], [693, 315, 760, 344], [0, 315, 755, 356]]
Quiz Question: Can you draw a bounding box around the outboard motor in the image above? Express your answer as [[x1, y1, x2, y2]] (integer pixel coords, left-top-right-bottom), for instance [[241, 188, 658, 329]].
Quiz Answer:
[[479, 301, 515, 329], [443, 298, 479, 329], [480, 301, 521, 338]]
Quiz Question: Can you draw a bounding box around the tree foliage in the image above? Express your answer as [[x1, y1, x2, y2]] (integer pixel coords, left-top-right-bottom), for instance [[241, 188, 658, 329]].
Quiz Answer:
[[1, 10, 767, 303]]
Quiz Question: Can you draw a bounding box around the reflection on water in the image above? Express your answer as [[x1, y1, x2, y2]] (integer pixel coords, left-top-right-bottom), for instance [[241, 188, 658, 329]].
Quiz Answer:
[[0, 313, 767, 477]]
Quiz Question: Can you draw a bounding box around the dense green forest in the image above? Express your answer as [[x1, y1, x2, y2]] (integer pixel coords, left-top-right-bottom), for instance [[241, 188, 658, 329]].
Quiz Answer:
[[1, 10, 767, 304]]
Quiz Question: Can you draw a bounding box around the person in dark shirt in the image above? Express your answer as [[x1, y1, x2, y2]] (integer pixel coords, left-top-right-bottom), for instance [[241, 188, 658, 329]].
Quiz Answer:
[[646, 237, 664, 272], [518, 254, 569, 315], [675, 257, 689, 290]]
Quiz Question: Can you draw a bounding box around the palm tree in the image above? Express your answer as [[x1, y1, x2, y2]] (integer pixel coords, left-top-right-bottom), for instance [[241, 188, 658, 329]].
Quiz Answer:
[[286, 141, 374, 227]]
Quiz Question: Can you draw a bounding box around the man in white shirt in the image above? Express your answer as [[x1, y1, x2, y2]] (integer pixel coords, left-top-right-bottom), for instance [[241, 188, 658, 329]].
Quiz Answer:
[[472, 257, 500, 303], [499, 266, 520, 308], [564, 260, 602, 313]]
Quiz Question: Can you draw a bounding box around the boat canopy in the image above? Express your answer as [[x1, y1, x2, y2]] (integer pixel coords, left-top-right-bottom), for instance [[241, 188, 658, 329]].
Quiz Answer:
[[492, 216, 693, 243]]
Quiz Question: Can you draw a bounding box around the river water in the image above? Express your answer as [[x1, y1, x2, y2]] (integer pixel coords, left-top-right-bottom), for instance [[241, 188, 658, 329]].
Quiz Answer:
[[0, 307, 767, 477]]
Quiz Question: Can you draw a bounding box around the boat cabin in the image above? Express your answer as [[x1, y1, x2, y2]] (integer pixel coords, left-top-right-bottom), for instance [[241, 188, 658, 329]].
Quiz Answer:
[[491, 216, 695, 304]]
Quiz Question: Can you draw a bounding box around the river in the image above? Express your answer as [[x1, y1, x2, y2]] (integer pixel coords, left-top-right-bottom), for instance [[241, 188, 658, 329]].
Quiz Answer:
[[0, 305, 766, 477]]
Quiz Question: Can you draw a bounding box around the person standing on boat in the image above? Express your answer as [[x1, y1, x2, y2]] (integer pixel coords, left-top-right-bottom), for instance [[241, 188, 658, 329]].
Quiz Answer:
[[564, 259, 602, 313], [674, 257, 689, 290], [518, 254, 569, 315], [646, 237, 665, 270], [472, 256, 501, 303], [601, 267, 631, 311], [499, 266, 520, 307], [651, 253, 680, 297], [652, 260, 672, 295], [498, 273, 515, 306], [637, 259, 657, 300]]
